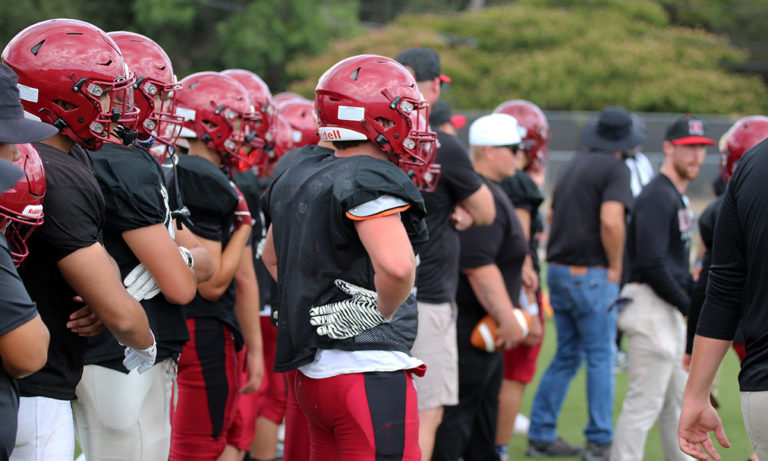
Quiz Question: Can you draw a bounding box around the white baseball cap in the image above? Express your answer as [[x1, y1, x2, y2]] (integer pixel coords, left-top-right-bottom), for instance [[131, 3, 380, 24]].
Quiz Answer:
[[469, 113, 523, 146]]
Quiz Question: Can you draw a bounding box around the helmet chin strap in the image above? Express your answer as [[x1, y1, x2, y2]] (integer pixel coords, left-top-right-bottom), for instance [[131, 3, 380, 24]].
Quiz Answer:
[[114, 125, 139, 146]]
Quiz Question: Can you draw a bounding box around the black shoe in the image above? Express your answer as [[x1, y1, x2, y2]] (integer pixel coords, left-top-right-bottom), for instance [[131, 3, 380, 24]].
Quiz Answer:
[[526, 437, 583, 458], [582, 441, 611, 461]]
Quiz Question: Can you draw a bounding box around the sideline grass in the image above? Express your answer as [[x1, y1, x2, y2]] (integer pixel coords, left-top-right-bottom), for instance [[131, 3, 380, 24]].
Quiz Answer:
[[504, 316, 753, 460]]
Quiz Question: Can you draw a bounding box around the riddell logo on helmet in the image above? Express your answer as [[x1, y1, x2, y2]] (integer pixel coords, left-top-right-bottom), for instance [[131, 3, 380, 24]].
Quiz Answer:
[[320, 129, 343, 141], [21, 204, 43, 218]]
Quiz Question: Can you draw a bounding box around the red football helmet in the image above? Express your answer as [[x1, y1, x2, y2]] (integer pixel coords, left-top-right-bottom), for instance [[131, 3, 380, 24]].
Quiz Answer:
[[494, 100, 551, 172], [2, 19, 139, 151], [273, 92, 303, 106], [221, 69, 277, 153], [276, 97, 320, 147], [109, 31, 183, 148], [720, 116, 768, 183], [315, 54, 439, 191], [173, 72, 254, 175], [0, 143, 45, 266], [254, 113, 296, 178]]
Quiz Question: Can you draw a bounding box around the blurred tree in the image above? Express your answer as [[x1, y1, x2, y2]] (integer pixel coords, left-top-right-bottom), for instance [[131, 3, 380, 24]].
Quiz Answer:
[[0, 0, 359, 92], [659, 0, 768, 79], [289, 0, 768, 114]]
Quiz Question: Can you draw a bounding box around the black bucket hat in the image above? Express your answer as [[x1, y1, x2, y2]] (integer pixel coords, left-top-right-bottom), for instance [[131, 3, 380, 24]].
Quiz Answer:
[[0, 62, 59, 144], [580, 106, 646, 152]]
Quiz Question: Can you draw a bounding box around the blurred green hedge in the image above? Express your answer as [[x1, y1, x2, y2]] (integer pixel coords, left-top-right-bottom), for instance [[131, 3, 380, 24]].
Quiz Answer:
[[288, 0, 768, 114]]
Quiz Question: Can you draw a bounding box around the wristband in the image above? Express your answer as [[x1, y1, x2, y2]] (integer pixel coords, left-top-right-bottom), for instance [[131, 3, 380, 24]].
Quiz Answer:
[[178, 246, 194, 269]]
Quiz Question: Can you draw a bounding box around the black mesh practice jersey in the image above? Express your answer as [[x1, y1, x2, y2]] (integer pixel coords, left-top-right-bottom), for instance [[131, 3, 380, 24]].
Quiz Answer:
[[84, 144, 189, 371], [265, 150, 428, 372], [698, 139, 768, 390], [456, 179, 529, 330], [18, 142, 104, 400], [0, 234, 38, 456], [415, 131, 484, 303], [168, 154, 243, 346], [547, 151, 633, 267]]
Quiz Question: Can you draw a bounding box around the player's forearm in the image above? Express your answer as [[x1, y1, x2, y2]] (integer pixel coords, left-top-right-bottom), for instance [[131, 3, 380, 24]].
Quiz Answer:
[[374, 259, 415, 319], [684, 336, 730, 401], [199, 225, 250, 299]]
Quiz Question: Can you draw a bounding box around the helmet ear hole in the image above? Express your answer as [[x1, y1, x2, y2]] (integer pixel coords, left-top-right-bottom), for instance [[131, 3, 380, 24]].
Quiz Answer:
[[53, 100, 78, 111]]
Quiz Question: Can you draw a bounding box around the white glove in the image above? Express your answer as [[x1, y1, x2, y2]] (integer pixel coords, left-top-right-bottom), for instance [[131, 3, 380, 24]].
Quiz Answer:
[[309, 279, 387, 339], [123, 332, 157, 374], [123, 263, 161, 301]]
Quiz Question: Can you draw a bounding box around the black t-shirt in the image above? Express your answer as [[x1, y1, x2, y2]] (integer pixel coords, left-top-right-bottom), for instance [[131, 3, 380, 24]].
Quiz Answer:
[[18, 142, 104, 400], [169, 155, 243, 346], [626, 174, 693, 312], [265, 150, 428, 372], [456, 179, 528, 333], [500, 170, 544, 270], [0, 234, 38, 457], [84, 144, 189, 371], [547, 151, 633, 266], [698, 139, 768, 391], [416, 131, 484, 303]]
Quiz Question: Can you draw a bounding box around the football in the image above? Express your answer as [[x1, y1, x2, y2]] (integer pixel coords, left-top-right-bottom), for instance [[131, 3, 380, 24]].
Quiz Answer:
[[470, 310, 531, 353]]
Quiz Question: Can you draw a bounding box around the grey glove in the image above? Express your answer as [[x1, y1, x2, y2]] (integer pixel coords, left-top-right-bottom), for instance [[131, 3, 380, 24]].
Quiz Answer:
[[309, 279, 387, 339], [123, 331, 157, 374]]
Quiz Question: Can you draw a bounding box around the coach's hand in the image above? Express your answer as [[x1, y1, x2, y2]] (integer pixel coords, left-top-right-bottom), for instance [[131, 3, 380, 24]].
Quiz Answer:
[[123, 331, 157, 374], [123, 263, 161, 301], [309, 279, 387, 340], [678, 397, 730, 460]]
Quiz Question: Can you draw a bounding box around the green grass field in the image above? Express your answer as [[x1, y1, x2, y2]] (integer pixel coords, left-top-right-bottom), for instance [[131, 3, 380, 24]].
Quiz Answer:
[[504, 316, 753, 460]]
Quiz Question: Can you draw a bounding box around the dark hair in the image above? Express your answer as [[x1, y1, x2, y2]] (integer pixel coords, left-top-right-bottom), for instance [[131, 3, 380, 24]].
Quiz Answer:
[[332, 140, 369, 150]]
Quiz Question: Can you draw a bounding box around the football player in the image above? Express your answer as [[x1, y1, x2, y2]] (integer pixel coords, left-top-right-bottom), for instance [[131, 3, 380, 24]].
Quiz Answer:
[[261, 54, 437, 459], [69, 31, 214, 461], [2, 19, 156, 460], [168, 71, 262, 461], [0, 66, 54, 456]]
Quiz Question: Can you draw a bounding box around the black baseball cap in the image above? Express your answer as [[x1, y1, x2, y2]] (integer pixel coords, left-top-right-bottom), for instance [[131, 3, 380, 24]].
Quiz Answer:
[[0, 62, 58, 144], [665, 114, 716, 146], [395, 46, 451, 84]]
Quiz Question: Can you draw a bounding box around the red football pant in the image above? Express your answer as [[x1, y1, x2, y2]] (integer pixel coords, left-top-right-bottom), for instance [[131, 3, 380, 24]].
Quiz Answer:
[[294, 370, 420, 461], [255, 317, 287, 424], [223, 345, 258, 451], [170, 318, 240, 460]]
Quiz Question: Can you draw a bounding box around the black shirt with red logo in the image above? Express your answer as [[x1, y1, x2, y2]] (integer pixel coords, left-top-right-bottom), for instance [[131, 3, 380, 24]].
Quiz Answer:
[[626, 173, 693, 312]]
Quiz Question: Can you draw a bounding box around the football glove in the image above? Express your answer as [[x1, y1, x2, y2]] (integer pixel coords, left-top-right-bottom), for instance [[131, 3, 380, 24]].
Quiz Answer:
[[309, 279, 387, 340], [123, 331, 157, 374], [123, 263, 161, 301]]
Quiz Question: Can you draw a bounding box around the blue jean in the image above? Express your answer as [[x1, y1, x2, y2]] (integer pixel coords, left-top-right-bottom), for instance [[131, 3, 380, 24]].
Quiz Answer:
[[528, 265, 618, 444]]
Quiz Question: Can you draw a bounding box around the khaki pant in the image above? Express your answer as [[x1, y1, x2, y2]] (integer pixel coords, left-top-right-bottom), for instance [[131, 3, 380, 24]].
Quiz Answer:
[[72, 358, 177, 461], [742, 391, 768, 460], [611, 283, 694, 461]]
